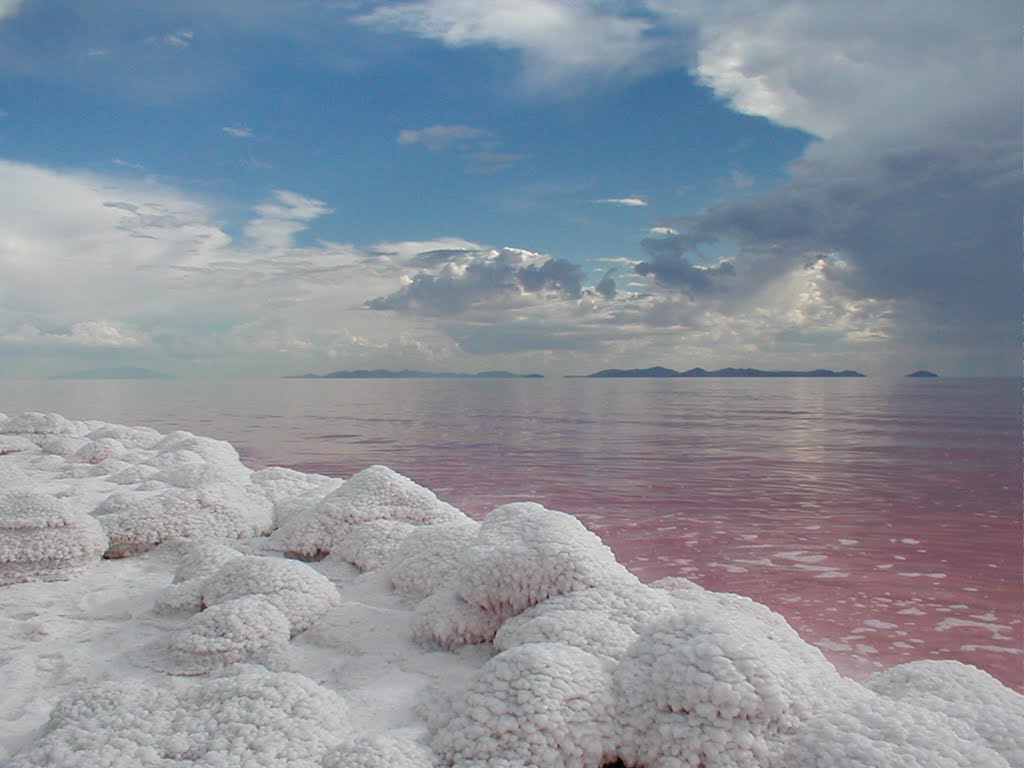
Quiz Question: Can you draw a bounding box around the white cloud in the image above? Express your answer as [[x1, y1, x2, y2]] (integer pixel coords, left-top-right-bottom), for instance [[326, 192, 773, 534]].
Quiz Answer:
[[164, 30, 194, 48], [0, 0, 22, 22], [222, 125, 254, 139], [359, 0, 661, 87], [397, 124, 487, 151], [597, 197, 647, 207], [2, 321, 151, 349]]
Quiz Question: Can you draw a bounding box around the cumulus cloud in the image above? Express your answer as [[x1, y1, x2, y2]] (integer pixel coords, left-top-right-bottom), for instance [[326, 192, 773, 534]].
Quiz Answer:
[[1, 321, 151, 349], [0, 0, 21, 22], [358, 0, 665, 87], [367, 247, 584, 316], [163, 30, 194, 48]]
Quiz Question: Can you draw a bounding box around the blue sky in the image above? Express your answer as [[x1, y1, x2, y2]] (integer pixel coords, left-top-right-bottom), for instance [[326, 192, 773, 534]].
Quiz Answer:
[[0, 0, 1019, 377]]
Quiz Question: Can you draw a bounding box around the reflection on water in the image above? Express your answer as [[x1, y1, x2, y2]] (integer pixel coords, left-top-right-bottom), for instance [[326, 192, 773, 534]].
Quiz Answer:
[[1, 376, 1020, 688]]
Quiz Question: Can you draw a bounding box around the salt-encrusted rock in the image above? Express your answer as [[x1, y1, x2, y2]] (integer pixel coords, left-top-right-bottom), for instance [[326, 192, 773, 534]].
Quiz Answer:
[[432, 642, 617, 768], [412, 587, 503, 650], [251, 466, 343, 526], [387, 519, 481, 598], [331, 519, 416, 572], [273, 465, 464, 557], [85, 423, 163, 450], [614, 605, 859, 768], [201, 555, 340, 634], [778, 694, 1010, 768], [493, 580, 673, 660], [0, 434, 37, 455], [0, 411, 85, 437], [865, 660, 1024, 764], [0, 491, 108, 585], [455, 502, 634, 622], [95, 484, 274, 557], [9, 664, 351, 767], [321, 734, 435, 768], [148, 595, 292, 675], [154, 541, 246, 614], [153, 430, 245, 466], [73, 437, 128, 465], [36, 435, 90, 458]]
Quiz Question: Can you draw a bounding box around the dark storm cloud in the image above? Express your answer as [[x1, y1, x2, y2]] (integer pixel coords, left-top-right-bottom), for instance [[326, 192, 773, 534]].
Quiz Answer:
[[595, 268, 617, 299], [366, 250, 585, 316], [681, 137, 1022, 348], [633, 231, 735, 294]]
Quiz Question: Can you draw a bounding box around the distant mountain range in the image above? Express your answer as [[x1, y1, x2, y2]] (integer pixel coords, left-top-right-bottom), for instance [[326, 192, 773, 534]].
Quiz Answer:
[[576, 366, 866, 378], [287, 369, 544, 379], [50, 366, 172, 380], [905, 370, 939, 378]]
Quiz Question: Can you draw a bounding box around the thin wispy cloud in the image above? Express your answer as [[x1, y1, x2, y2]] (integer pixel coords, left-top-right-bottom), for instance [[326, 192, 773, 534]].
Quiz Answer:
[[222, 125, 255, 139], [397, 124, 487, 151], [597, 197, 647, 207], [163, 30, 194, 48]]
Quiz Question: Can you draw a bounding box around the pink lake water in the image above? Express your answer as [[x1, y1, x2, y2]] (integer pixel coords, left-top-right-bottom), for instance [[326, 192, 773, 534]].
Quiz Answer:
[[1, 376, 1020, 689]]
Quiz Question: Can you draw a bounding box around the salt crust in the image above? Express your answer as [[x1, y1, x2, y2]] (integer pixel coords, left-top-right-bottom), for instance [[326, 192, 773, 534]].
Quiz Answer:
[[321, 734, 435, 768], [864, 660, 1024, 764], [455, 502, 635, 623], [272, 464, 465, 557], [250, 466, 343, 526], [96, 485, 274, 558], [8, 665, 351, 768], [0, 491, 108, 585], [387, 519, 481, 598], [331, 519, 417, 572], [612, 603, 861, 768], [431, 642, 617, 768], [150, 595, 292, 676], [412, 587, 504, 650], [778, 695, 1010, 767], [0, 411, 87, 437], [200, 554, 341, 634]]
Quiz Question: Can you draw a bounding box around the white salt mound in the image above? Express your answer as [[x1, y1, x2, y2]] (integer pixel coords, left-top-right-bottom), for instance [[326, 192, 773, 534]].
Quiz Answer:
[[200, 554, 341, 634], [0, 491, 108, 585], [8, 665, 351, 768], [272, 464, 465, 557], [387, 518, 481, 598], [321, 734, 436, 768], [331, 518, 417, 572], [149, 595, 292, 675], [431, 642, 617, 768]]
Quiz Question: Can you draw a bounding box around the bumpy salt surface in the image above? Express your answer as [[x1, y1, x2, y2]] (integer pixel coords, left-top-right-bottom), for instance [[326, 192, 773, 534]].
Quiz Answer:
[[1, 411, 1021, 768]]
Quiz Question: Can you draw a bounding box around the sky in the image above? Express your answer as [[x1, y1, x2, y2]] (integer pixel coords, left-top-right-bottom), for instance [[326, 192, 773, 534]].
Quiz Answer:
[[0, 0, 1019, 378]]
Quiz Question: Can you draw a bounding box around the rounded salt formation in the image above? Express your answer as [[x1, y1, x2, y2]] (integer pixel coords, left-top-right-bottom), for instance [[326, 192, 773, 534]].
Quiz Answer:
[[456, 502, 634, 622], [154, 540, 245, 614], [431, 642, 617, 768], [9, 664, 352, 767], [0, 490, 108, 585], [778, 695, 1010, 768], [149, 595, 292, 675], [321, 734, 435, 768], [386, 519, 480, 598], [251, 466, 343, 526], [865, 660, 1024, 764], [95, 484, 274, 557], [493, 581, 675, 660], [272, 465, 465, 557], [331, 519, 416, 572], [0, 411, 85, 437], [201, 555, 341, 634], [613, 607, 858, 768], [411, 587, 503, 650]]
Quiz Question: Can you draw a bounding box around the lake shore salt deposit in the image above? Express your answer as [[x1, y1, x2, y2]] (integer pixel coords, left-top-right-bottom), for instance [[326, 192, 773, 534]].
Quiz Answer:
[[1, 410, 1021, 767]]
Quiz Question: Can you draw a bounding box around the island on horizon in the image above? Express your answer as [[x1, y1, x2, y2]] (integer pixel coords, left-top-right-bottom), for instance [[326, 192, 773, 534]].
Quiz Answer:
[[49, 366, 173, 380], [905, 370, 939, 378], [572, 366, 866, 378], [286, 369, 544, 379]]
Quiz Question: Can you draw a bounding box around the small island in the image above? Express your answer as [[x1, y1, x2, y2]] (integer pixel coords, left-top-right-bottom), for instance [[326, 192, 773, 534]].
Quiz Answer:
[[287, 369, 543, 379], [574, 366, 866, 378], [906, 370, 939, 378]]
